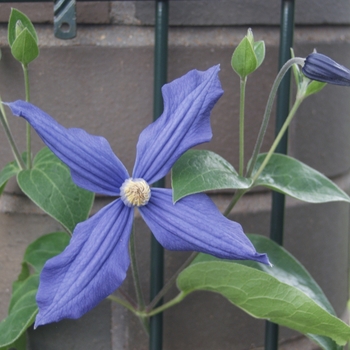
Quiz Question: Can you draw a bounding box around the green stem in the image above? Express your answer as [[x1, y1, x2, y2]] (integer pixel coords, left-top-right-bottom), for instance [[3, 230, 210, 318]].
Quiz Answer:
[[129, 226, 146, 311], [246, 57, 305, 178], [251, 96, 303, 183], [22, 63, 32, 168], [223, 188, 247, 217], [239, 77, 247, 176], [107, 295, 137, 314], [0, 97, 25, 170], [147, 251, 198, 312], [108, 294, 150, 335], [141, 292, 186, 318]]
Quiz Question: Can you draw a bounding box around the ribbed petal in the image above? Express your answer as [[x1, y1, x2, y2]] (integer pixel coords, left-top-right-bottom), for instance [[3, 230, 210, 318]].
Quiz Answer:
[[139, 188, 269, 264], [7, 101, 129, 195], [34, 199, 133, 327], [133, 65, 223, 184], [302, 53, 350, 86]]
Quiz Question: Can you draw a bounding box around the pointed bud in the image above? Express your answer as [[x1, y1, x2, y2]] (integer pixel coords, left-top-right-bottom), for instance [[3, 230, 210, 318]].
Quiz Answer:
[[302, 53, 350, 86], [15, 20, 25, 38]]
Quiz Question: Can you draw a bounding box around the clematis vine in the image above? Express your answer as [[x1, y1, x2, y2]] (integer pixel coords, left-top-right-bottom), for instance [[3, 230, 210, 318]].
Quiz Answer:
[[7, 65, 269, 328], [302, 52, 350, 86]]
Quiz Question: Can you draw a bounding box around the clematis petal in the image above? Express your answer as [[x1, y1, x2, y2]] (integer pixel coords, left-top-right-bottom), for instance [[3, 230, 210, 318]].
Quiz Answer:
[[133, 65, 223, 184], [34, 199, 133, 327], [7, 100, 129, 195], [302, 53, 350, 86], [139, 188, 269, 264]]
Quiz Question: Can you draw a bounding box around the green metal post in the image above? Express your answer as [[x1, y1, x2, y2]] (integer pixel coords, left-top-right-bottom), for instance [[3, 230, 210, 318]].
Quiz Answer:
[[265, 1, 295, 350], [150, 1, 168, 350]]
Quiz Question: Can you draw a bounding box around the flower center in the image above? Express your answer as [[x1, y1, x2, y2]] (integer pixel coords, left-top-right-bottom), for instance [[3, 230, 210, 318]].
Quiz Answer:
[[120, 178, 151, 207]]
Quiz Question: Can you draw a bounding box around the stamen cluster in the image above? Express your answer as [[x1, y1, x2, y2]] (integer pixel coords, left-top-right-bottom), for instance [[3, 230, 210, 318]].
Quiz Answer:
[[120, 178, 151, 207]]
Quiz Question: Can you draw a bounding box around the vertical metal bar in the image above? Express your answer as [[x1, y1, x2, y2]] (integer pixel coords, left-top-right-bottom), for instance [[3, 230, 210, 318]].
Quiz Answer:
[[265, 1, 295, 350], [149, 1, 168, 350]]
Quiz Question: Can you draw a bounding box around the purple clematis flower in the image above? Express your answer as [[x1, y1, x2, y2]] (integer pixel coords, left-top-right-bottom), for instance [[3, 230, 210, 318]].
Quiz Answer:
[[302, 53, 350, 86], [7, 65, 269, 327]]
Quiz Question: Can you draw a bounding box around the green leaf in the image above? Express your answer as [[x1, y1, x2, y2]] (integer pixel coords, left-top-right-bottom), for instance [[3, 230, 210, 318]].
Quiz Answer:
[[8, 8, 38, 47], [17, 147, 94, 233], [245, 235, 343, 350], [253, 153, 350, 203], [0, 231, 71, 349], [24, 231, 70, 273], [12, 263, 31, 296], [0, 332, 27, 350], [0, 159, 22, 195], [231, 36, 258, 79], [177, 235, 350, 346], [15, 20, 26, 39], [307, 334, 342, 350], [11, 28, 39, 65], [172, 150, 252, 202], [253, 40, 265, 68], [0, 275, 39, 349], [305, 80, 327, 97]]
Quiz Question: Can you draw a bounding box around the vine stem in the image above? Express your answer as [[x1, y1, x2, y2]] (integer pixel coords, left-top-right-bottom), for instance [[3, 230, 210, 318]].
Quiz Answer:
[[251, 96, 303, 183], [128, 227, 150, 334], [223, 188, 247, 217], [129, 226, 146, 311], [246, 57, 305, 178], [140, 292, 186, 318], [146, 251, 198, 312], [239, 77, 247, 176], [107, 295, 137, 314], [22, 63, 32, 168], [223, 95, 303, 217], [0, 98, 25, 170]]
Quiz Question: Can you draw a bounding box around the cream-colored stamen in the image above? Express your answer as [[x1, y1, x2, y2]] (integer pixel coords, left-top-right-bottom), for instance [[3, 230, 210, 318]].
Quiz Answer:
[[120, 178, 151, 207]]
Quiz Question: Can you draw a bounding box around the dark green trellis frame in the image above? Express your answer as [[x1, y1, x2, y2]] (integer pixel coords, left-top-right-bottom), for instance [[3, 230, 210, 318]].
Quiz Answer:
[[0, 1, 295, 349]]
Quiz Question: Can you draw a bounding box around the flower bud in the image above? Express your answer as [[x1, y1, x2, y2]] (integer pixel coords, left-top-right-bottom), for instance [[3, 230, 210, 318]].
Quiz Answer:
[[15, 20, 25, 38], [302, 53, 350, 86]]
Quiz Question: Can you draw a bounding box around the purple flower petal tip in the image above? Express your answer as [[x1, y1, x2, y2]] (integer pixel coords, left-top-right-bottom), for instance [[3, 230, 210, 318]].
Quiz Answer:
[[140, 189, 270, 265], [302, 53, 350, 86], [133, 65, 223, 183]]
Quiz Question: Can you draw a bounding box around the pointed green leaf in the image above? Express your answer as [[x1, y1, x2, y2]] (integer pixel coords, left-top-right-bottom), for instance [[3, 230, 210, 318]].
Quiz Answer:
[[0, 231, 71, 348], [305, 80, 327, 97], [11, 28, 39, 65], [0, 159, 21, 196], [231, 36, 258, 79], [172, 150, 252, 202], [246, 28, 254, 45], [177, 235, 350, 346], [8, 8, 38, 47], [24, 231, 70, 273], [253, 40, 265, 68], [15, 20, 26, 39], [8, 274, 39, 314], [12, 263, 31, 297], [253, 153, 350, 203], [0, 275, 39, 349], [17, 147, 94, 233], [290, 48, 302, 87]]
